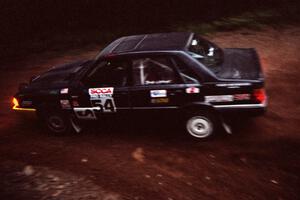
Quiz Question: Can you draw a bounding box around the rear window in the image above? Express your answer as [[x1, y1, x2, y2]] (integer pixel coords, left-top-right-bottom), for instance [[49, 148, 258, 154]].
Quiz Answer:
[[188, 35, 223, 67]]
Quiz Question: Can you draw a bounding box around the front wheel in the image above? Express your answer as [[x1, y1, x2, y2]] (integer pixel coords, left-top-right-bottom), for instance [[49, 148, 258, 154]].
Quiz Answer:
[[185, 112, 216, 139], [41, 110, 82, 135]]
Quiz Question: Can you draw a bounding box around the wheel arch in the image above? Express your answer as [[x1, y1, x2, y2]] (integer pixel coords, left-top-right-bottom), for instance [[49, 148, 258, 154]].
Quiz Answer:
[[35, 100, 64, 119], [181, 102, 223, 139], [180, 102, 218, 116]]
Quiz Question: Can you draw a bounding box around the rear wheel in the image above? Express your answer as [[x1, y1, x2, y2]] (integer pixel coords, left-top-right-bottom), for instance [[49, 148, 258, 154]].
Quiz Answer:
[[185, 112, 216, 139]]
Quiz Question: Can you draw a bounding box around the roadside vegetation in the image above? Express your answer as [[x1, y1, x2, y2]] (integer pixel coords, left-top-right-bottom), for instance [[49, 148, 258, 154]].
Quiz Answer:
[[1, 1, 299, 65], [175, 8, 299, 34]]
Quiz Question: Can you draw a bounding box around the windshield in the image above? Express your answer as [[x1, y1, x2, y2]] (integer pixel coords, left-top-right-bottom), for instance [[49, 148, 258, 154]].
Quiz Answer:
[[188, 35, 223, 67]]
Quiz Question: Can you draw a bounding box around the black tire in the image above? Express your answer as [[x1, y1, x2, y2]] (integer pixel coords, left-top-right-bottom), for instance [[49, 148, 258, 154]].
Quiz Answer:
[[185, 112, 217, 139], [44, 111, 73, 135], [38, 108, 84, 135]]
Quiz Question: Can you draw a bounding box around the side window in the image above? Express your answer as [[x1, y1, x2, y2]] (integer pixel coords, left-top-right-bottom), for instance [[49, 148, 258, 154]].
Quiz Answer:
[[83, 60, 129, 87], [173, 58, 200, 84], [132, 57, 179, 85]]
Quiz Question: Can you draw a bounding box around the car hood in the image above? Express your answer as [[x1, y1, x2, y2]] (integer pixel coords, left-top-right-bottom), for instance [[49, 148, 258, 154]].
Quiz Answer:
[[30, 59, 92, 88]]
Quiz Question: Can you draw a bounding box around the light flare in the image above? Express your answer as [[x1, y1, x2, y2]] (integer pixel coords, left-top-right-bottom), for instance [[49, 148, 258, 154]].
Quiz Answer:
[[12, 97, 36, 111]]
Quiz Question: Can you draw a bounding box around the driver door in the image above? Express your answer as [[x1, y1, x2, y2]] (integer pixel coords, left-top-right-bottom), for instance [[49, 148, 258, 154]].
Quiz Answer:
[[74, 59, 131, 120]]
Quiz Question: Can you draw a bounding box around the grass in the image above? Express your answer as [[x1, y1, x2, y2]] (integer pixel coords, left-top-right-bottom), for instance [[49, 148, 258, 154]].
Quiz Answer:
[[173, 9, 289, 35], [1, 6, 299, 65]]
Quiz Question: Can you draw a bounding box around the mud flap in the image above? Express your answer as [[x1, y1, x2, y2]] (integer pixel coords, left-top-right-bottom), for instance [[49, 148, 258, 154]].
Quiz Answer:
[[70, 116, 82, 133], [222, 121, 232, 134], [219, 115, 232, 134]]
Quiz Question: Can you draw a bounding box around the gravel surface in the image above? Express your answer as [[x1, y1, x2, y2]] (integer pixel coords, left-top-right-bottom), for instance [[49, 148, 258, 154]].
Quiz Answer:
[[0, 26, 299, 200]]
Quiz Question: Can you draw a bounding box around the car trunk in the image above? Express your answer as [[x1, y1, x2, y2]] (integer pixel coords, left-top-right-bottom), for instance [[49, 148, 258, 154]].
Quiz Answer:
[[210, 48, 263, 80]]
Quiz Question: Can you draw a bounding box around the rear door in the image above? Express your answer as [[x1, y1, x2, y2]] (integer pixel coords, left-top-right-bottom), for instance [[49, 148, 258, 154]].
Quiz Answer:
[[173, 56, 204, 104], [129, 55, 187, 110]]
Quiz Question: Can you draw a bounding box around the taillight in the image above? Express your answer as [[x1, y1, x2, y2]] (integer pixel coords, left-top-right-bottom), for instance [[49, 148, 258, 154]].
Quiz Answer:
[[253, 88, 266, 103]]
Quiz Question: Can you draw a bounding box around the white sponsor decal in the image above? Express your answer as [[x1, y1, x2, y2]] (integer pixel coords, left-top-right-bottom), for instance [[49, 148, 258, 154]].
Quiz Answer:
[[205, 95, 234, 103], [186, 87, 200, 94], [89, 87, 114, 98], [60, 88, 69, 94], [216, 83, 251, 88], [150, 90, 167, 98], [145, 80, 172, 85]]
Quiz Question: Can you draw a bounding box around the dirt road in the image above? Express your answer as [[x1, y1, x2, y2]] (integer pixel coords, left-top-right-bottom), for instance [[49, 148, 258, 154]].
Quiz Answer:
[[0, 26, 299, 200]]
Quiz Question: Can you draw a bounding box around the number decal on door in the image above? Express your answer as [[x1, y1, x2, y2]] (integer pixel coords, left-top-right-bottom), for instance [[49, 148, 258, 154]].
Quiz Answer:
[[91, 97, 116, 113], [88, 87, 116, 113]]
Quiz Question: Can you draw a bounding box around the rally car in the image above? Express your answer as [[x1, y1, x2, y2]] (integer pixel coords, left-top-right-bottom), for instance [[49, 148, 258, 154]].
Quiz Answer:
[[12, 32, 267, 139]]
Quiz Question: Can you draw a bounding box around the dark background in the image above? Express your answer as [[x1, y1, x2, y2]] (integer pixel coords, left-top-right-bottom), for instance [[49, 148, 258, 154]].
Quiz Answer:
[[0, 1, 300, 199], [0, 0, 299, 63]]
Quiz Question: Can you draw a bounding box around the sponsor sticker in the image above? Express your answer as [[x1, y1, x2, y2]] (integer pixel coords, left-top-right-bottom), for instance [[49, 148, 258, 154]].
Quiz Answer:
[[60, 88, 69, 94], [186, 87, 200, 94], [151, 98, 169, 104], [205, 95, 234, 103], [216, 83, 251, 88], [89, 87, 114, 99], [234, 94, 251, 100], [150, 90, 167, 98], [145, 80, 172, 85]]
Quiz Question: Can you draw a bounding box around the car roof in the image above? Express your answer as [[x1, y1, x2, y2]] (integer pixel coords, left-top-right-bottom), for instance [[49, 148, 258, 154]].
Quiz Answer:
[[97, 32, 194, 58]]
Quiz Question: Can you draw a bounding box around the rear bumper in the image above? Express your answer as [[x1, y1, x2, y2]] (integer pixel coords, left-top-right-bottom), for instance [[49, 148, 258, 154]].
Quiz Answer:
[[213, 103, 266, 117]]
